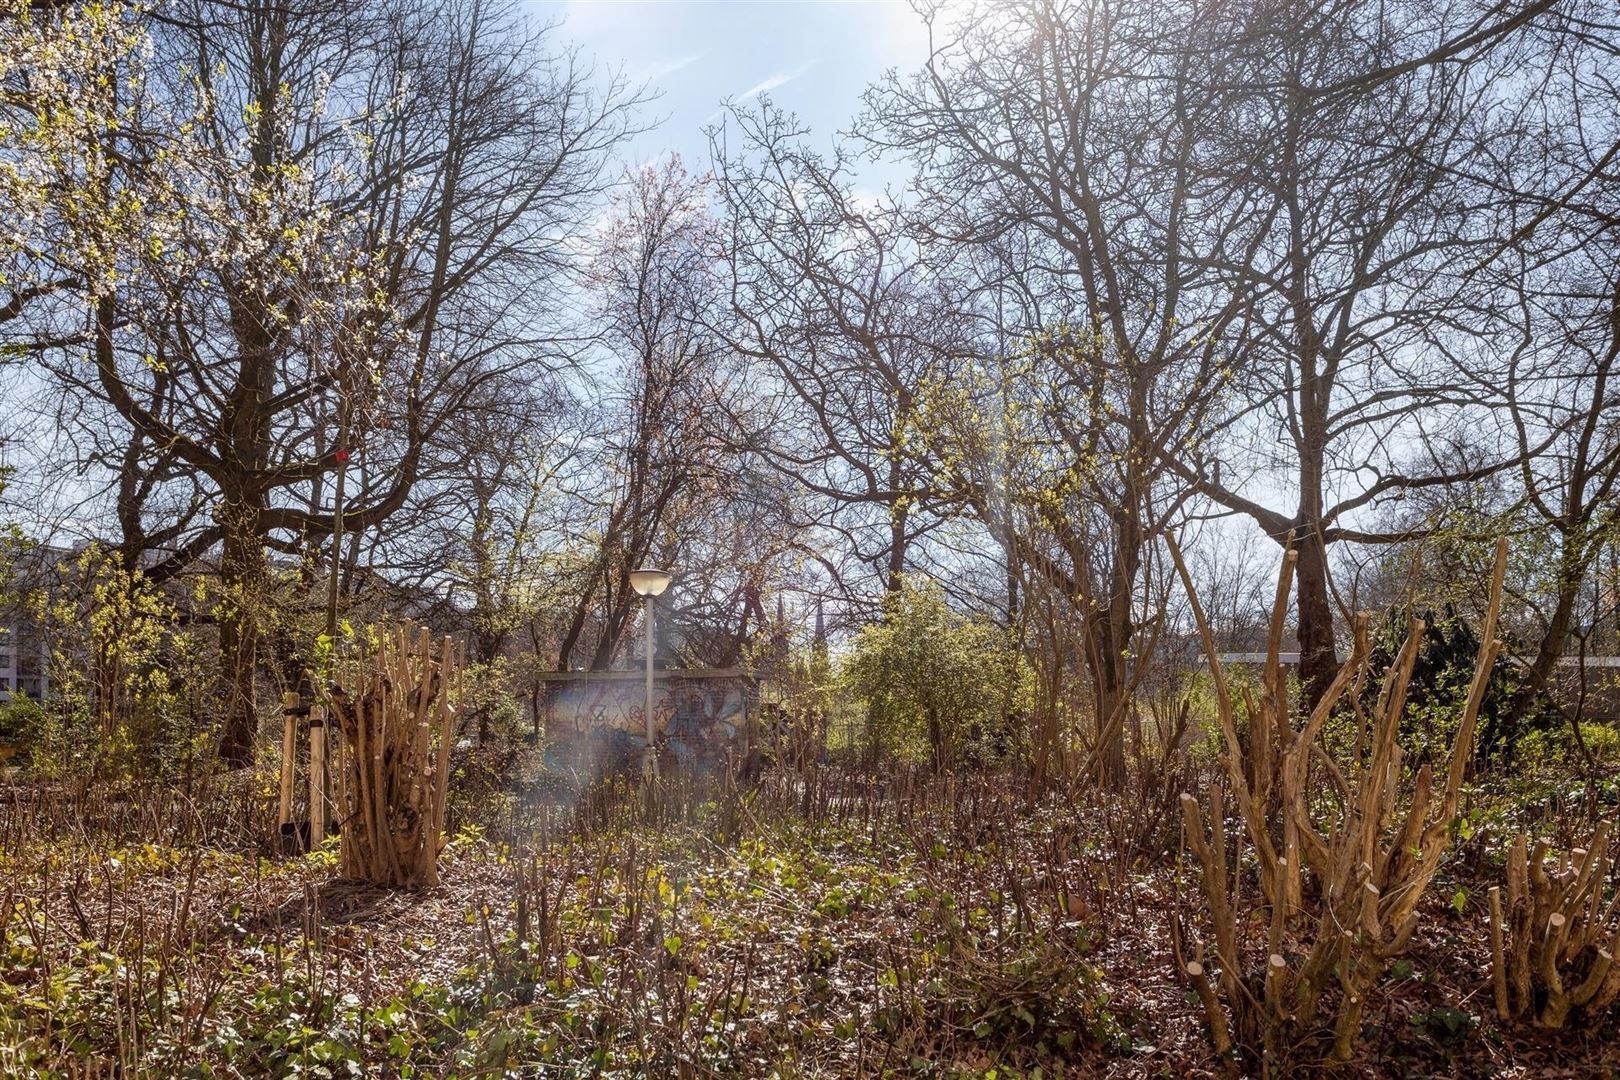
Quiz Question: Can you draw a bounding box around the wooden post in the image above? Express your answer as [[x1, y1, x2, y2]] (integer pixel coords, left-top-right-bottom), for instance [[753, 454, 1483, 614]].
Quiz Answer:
[[331, 724, 346, 827], [309, 705, 327, 847], [278, 692, 299, 830]]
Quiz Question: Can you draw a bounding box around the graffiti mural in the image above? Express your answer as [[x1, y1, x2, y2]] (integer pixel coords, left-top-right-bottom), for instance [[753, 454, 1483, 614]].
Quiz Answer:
[[538, 671, 758, 778]]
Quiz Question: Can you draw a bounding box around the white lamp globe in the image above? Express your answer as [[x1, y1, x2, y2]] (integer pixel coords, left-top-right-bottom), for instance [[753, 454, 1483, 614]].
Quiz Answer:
[[629, 568, 672, 597]]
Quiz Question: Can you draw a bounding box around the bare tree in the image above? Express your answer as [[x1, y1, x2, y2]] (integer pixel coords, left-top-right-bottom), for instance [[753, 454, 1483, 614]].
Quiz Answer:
[[1491, 21, 1620, 737], [551, 159, 758, 672], [710, 104, 967, 609], [1156, 0, 1564, 704], [861, 0, 1262, 782], [23, 0, 642, 763]]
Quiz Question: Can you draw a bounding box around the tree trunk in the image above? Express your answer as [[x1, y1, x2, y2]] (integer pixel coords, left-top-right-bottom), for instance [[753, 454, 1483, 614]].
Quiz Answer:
[[885, 457, 909, 594], [216, 497, 266, 767], [1498, 535, 1584, 753], [1089, 500, 1141, 788], [1524, 580, 1576, 706], [1293, 526, 1339, 711], [1086, 613, 1128, 788]]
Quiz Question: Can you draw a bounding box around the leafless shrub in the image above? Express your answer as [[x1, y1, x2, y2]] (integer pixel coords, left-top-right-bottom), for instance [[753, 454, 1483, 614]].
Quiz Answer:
[[1490, 823, 1620, 1027], [1168, 537, 1507, 1070], [328, 627, 463, 887]]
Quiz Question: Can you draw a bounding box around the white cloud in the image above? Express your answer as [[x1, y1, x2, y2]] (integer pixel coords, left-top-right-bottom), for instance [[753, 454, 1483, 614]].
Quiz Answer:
[[633, 52, 702, 84], [736, 61, 816, 102], [704, 63, 815, 125]]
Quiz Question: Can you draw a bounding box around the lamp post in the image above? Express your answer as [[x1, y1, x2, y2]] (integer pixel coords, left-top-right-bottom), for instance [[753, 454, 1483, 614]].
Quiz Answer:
[[628, 567, 672, 778]]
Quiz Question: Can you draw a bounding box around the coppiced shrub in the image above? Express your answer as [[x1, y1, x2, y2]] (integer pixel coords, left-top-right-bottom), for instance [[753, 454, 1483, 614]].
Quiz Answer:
[[328, 625, 463, 887], [1168, 538, 1507, 1073], [1489, 824, 1620, 1028]]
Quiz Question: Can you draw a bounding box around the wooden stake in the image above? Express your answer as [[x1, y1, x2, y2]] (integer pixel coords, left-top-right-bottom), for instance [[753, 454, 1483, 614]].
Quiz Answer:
[[309, 706, 327, 847], [278, 691, 299, 830]]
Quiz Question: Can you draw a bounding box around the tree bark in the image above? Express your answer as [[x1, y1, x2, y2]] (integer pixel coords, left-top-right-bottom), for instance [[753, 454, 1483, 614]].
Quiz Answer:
[[1086, 614, 1128, 788], [1293, 525, 1339, 711], [216, 495, 267, 767], [1089, 503, 1140, 788]]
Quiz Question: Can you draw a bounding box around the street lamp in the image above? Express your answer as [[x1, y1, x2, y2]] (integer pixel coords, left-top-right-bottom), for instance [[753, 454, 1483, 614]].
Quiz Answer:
[[628, 568, 672, 777]]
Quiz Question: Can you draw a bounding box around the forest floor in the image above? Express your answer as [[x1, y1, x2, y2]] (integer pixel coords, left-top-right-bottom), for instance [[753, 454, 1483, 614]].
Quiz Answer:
[[0, 771, 1617, 1078]]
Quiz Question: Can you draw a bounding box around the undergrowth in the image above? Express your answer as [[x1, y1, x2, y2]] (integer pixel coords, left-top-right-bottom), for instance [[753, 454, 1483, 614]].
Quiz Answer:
[[0, 767, 1614, 1077], [0, 775, 1124, 1078]]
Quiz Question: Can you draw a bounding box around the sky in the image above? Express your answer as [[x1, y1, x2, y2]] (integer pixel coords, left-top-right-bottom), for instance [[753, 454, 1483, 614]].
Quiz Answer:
[[528, 0, 935, 175]]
